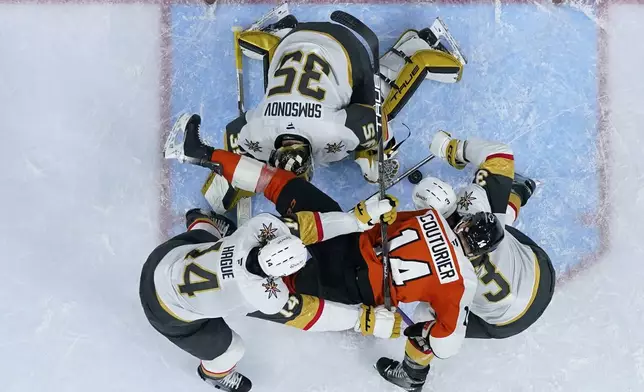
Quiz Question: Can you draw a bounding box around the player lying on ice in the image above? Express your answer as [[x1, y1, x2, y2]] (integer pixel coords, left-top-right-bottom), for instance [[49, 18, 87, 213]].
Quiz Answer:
[[192, 10, 467, 213]]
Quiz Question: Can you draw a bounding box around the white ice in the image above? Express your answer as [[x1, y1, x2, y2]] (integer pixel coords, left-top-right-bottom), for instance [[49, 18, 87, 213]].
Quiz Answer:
[[1, 3, 643, 392]]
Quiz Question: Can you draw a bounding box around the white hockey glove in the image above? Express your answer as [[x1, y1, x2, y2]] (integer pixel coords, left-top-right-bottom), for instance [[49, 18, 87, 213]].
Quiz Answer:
[[258, 235, 308, 277], [353, 195, 398, 231], [429, 131, 467, 170], [355, 305, 403, 339]]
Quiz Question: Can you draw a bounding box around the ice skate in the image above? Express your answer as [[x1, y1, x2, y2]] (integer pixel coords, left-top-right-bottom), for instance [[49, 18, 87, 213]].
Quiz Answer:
[[198, 365, 252, 392], [185, 208, 236, 239], [375, 357, 429, 392], [164, 113, 220, 172]]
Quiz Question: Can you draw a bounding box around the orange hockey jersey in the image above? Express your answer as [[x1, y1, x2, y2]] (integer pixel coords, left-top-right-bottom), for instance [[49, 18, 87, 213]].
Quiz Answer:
[[360, 208, 478, 358]]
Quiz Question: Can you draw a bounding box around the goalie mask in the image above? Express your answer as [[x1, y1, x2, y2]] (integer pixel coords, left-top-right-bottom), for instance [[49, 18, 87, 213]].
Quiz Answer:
[[454, 211, 504, 258], [270, 133, 313, 180]]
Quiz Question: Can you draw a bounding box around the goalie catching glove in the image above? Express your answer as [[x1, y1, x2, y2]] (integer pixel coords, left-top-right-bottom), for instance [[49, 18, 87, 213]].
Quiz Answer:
[[355, 137, 400, 183], [355, 305, 403, 339], [353, 195, 398, 231]]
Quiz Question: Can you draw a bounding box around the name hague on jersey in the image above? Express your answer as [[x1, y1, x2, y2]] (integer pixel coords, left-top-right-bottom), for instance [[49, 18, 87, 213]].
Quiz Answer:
[[264, 101, 322, 118], [417, 212, 460, 284], [220, 245, 235, 280]]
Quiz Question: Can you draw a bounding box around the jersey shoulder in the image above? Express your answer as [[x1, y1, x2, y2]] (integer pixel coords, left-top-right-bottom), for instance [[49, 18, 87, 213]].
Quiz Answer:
[[455, 183, 491, 215]]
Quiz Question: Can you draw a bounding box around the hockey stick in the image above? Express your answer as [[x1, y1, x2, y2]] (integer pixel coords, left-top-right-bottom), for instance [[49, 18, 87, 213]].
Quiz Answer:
[[232, 26, 252, 225], [330, 11, 394, 310]]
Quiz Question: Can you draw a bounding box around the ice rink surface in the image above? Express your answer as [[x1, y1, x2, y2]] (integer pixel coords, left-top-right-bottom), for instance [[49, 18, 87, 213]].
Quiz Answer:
[[1, 1, 643, 391]]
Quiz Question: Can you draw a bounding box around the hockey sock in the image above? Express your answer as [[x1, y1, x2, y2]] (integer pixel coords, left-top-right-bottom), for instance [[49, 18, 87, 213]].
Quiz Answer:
[[507, 191, 522, 223]]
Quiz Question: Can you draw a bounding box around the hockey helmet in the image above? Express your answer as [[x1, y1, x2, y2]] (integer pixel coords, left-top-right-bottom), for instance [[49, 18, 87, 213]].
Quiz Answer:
[[257, 234, 308, 277], [270, 133, 313, 180], [412, 176, 457, 217], [454, 211, 504, 258]]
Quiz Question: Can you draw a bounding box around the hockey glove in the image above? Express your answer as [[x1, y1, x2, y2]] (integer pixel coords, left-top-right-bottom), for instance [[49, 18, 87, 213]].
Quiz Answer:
[[354, 137, 399, 183], [353, 195, 398, 231], [355, 305, 402, 339], [429, 131, 467, 170]]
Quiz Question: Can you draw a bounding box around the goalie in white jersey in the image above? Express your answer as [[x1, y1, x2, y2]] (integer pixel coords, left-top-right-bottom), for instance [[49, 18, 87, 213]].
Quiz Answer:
[[139, 192, 398, 391], [193, 13, 466, 214]]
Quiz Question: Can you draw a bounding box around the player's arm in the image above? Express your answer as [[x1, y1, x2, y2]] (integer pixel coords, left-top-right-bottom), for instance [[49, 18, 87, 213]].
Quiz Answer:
[[255, 197, 398, 247], [429, 131, 514, 215], [247, 293, 402, 338]]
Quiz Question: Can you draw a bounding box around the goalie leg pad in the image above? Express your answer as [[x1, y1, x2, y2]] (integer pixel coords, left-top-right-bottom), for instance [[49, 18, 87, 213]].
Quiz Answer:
[[382, 49, 462, 120], [201, 172, 253, 214]]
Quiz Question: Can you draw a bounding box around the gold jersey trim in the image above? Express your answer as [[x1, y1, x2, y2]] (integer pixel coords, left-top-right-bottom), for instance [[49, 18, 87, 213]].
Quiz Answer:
[[496, 250, 541, 326], [155, 291, 191, 323]]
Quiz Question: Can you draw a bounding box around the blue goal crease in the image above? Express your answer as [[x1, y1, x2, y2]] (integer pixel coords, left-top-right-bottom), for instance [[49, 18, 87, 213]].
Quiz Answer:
[[167, 4, 599, 275]]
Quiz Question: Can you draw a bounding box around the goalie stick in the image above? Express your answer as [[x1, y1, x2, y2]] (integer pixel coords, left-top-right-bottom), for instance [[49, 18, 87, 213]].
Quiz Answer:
[[330, 10, 394, 310]]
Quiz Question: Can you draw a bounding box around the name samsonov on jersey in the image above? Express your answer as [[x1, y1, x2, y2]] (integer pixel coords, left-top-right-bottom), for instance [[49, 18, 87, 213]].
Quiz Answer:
[[264, 101, 323, 118]]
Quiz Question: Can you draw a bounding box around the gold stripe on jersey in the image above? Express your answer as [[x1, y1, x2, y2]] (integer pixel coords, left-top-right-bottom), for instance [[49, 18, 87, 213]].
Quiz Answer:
[[405, 336, 435, 367], [294, 211, 321, 245], [155, 291, 190, 323], [496, 251, 541, 326], [479, 156, 514, 179], [295, 29, 353, 88], [285, 294, 323, 330], [508, 192, 522, 219]]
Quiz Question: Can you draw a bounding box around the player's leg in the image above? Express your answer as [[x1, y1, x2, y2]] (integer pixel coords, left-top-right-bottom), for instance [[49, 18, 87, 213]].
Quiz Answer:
[[466, 227, 555, 339], [380, 27, 464, 121]]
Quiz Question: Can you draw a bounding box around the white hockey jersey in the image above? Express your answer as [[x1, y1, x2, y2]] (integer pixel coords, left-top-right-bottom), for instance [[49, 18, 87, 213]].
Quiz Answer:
[[454, 139, 542, 325], [154, 214, 294, 322], [226, 26, 379, 166]]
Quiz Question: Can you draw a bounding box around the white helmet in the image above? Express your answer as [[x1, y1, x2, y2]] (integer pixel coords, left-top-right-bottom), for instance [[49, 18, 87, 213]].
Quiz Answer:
[[258, 234, 308, 277], [412, 176, 457, 217]]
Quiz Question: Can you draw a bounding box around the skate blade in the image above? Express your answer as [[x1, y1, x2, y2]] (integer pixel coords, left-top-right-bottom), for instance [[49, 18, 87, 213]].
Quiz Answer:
[[164, 113, 194, 163], [248, 2, 290, 31], [429, 17, 468, 65]]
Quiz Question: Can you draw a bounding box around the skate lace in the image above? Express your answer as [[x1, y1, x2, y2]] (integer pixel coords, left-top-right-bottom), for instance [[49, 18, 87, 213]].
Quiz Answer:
[[388, 362, 408, 379], [220, 371, 243, 389]]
